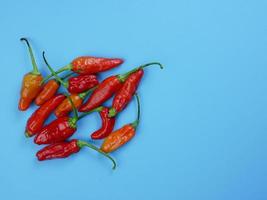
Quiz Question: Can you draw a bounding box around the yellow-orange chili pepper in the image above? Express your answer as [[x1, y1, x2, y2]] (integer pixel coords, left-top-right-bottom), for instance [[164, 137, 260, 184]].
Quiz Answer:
[[101, 94, 140, 153], [19, 38, 43, 111]]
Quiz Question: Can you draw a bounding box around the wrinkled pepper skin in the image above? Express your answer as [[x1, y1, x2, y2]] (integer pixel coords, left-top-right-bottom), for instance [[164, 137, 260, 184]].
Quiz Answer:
[[101, 124, 135, 153], [35, 79, 60, 106], [37, 139, 80, 161], [91, 107, 115, 140], [109, 69, 143, 116], [19, 73, 43, 110], [79, 76, 123, 112], [55, 94, 83, 118], [26, 94, 65, 137], [34, 116, 77, 145], [71, 56, 123, 74], [68, 74, 98, 94], [36, 139, 117, 169]]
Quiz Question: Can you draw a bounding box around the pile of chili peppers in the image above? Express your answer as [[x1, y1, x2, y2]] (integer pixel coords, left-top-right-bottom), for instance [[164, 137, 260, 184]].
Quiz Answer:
[[19, 38, 163, 170]]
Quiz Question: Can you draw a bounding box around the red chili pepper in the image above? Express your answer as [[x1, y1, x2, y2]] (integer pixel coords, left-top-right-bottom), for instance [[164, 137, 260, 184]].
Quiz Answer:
[[35, 73, 74, 106], [101, 94, 140, 153], [78, 76, 123, 112], [44, 56, 124, 79], [36, 139, 116, 169], [109, 65, 163, 117], [59, 74, 99, 94], [19, 38, 43, 111], [34, 116, 77, 144], [26, 94, 65, 137], [34, 105, 103, 145], [91, 107, 115, 140], [79, 62, 163, 112]]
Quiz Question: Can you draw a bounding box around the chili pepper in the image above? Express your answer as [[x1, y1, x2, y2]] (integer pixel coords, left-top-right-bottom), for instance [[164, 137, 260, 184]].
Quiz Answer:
[[68, 74, 99, 93], [34, 73, 74, 106], [44, 56, 124, 80], [35, 79, 59, 106], [25, 94, 65, 137], [101, 94, 140, 153], [45, 72, 98, 95], [109, 64, 163, 117], [79, 62, 163, 112], [54, 91, 90, 118], [19, 38, 43, 111], [91, 107, 115, 140], [34, 53, 102, 145], [36, 139, 116, 169]]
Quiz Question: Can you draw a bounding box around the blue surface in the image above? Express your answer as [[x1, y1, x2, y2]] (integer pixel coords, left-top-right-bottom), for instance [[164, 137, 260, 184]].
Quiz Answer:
[[0, 0, 267, 199]]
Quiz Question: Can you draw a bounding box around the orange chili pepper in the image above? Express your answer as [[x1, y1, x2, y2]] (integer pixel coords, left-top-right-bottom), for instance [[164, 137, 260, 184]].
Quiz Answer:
[[34, 79, 60, 106], [101, 94, 140, 153], [19, 38, 43, 111], [54, 93, 83, 118]]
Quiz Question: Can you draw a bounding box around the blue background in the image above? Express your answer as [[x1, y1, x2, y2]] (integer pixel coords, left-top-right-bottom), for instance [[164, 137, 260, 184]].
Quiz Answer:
[[0, 0, 266, 199]]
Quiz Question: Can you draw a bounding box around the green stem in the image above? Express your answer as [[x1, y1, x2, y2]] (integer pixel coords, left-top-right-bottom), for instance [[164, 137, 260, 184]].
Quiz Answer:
[[131, 93, 140, 129], [41, 71, 74, 84], [42, 52, 69, 88], [42, 64, 72, 82], [65, 94, 79, 120], [20, 38, 39, 75], [78, 106, 103, 120], [118, 62, 163, 82], [78, 86, 97, 99], [77, 140, 116, 170]]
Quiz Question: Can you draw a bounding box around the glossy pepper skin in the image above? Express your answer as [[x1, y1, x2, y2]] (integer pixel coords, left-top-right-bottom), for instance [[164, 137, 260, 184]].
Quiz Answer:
[[54, 87, 95, 118], [109, 69, 143, 117], [101, 124, 136, 153], [91, 107, 115, 140], [55, 94, 83, 118], [35, 79, 60, 106], [36, 139, 117, 169], [19, 38, 43, 111], [37, 139, 80, 160], [68, 74, 98, 93], [43, 56, 123, 80], [34, 116, 77, 145], [101, 94, 140, 153], [26, 94, 65, 137], [71, 56, 123, 74], [79, 76, 123, 112]]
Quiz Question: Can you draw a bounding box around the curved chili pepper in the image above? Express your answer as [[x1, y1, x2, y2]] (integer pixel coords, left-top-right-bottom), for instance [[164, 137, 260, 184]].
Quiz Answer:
[[35, 73, 74, 106], [44, 56, 124, 80], [91, 107, 115, 140], [79, 62, 162, 112], [26, 94, 65, 137], [19, 38, 43, 111], [101, 94, 140, 153], [36, 139, 116, 169]]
